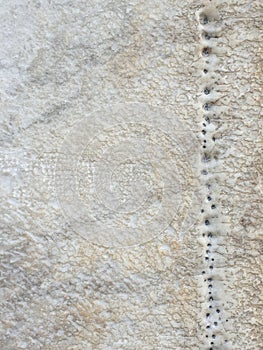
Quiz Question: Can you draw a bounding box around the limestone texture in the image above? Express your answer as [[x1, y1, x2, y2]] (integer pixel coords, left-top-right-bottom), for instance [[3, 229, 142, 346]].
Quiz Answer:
[[0, 1, 262, 349]]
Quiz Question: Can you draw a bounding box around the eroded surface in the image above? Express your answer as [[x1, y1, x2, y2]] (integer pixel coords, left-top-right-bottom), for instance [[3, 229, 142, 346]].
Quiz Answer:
[[0, 1, 262, 349]]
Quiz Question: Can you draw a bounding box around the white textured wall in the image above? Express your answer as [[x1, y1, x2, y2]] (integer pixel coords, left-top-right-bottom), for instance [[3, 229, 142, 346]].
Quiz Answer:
[[0, 1, 262, 349]]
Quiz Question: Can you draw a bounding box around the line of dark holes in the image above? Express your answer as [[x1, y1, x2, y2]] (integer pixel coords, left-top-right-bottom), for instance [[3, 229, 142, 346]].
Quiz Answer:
[[201, 16, 228, 349]]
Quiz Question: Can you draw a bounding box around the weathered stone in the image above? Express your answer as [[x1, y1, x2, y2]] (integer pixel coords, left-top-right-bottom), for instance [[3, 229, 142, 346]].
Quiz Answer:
[[0, 1, 262, 349]]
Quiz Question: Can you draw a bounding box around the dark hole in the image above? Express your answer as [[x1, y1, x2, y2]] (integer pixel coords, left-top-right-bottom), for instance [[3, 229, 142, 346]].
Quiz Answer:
[[211, 204, 216, 209], [212, 136, 216, 141], [207, 243, 212, 247], [201, 209, 205, 213], [214, 322, 218, 326], [205, 116, 210, 123], [203, 15, 209, 24], [202, 271, 206, 274], [209, 296, 213, 301], [203, 103, 210, 110], [205, 220, 210, 225], [205, 257, 209, 260], [202, 129, 207, 135], [204, 140, 207, 143], [208, 278, 212, 282], [206, 325, 210, 329], [211, 258, 214, 261], [202, 170, 208, 175], [208, 284, 213, 288], [205, 33, 211, 40], [202, 47, 210, 56], [206, 313, 210, 317], [204, 69, 208, 74], [208, 232, 213, 238], [216, 309, 220, 313], [209, 305, 212, 309], [204, 88, 210, 95], [203, 146, 206, 148], [209, 265, 213, 269], [207, 196, 212, 201]]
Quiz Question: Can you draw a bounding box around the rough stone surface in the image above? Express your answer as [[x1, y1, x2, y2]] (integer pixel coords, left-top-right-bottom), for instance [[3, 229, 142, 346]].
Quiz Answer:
[[0, 1, 262, 349]]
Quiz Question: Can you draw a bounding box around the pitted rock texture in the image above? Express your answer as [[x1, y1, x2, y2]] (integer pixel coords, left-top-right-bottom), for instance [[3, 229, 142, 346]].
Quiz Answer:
[[210, 1, 263, 349], [0, 1, 262, 349]]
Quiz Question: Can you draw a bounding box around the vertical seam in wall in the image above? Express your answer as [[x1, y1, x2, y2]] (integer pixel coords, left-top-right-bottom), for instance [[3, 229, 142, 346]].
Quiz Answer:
[[197, 3, 229, 349]]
